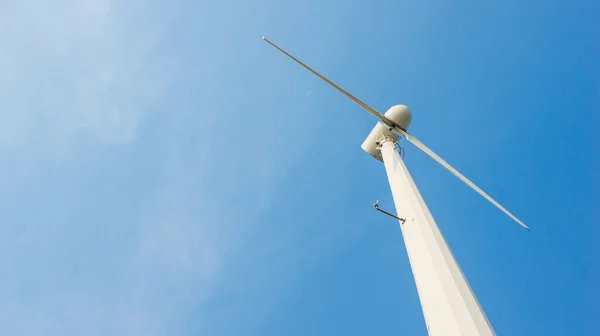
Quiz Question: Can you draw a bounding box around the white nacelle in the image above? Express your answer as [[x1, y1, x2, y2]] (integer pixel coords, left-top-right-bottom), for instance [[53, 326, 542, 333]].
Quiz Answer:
[[361, 105, 412, 162]]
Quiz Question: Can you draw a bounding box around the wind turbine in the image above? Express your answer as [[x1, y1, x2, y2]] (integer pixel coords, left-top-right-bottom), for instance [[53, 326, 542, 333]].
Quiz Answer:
[[261, 36, 528, 336]]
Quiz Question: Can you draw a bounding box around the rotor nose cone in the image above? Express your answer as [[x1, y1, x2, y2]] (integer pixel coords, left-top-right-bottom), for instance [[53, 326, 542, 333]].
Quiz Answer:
[[384, 105, 412, 130]]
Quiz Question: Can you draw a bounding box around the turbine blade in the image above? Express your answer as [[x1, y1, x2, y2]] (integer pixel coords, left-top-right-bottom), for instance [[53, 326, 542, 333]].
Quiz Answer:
[[261, 36, 394, 126], [393, 126, 530, 231], [261, 36, 528, 231]]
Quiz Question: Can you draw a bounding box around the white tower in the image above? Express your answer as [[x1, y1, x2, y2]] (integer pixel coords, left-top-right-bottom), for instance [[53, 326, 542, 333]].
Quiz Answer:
[[261, 36, 528, 336], [362, 105, 495, 335]]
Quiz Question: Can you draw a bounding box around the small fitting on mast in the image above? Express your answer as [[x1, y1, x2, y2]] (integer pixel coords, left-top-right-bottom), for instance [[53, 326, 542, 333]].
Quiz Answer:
[[373, 200, 406, 224], [375, 135, 397, 149], [375, 136, 405, 160]]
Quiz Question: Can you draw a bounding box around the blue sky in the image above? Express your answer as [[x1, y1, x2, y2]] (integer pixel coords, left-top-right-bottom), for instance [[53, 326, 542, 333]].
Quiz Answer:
[[0, 0, 598, 335]]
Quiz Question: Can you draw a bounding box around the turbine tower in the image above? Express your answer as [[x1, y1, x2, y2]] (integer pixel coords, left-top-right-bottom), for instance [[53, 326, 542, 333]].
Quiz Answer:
[[262, 36, 528, 336]]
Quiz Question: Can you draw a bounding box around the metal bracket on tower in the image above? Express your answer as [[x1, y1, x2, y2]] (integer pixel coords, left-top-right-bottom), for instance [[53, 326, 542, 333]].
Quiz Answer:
[[375, 135, 396, 149], [375, 135, 405, 160], [373, 200, 406, 223]]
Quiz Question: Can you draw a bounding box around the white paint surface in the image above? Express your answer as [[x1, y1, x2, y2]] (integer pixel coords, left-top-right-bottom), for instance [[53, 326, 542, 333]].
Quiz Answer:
[[379, 139, 495, 336]]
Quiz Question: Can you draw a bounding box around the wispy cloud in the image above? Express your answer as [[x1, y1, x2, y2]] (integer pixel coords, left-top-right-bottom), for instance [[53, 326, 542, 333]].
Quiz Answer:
[[0, 1, 200, 335], [0, 1, 372, 335], [0, 0, 172, 148]]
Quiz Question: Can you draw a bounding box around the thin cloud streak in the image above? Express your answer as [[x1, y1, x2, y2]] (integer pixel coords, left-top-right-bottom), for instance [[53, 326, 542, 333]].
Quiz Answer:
[[0, 0, 173, 148], [0, 1, 378, 335]]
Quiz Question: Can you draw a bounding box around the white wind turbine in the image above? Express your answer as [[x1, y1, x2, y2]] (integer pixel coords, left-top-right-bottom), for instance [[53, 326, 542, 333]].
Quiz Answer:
[[262, 36, 528, 336]]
